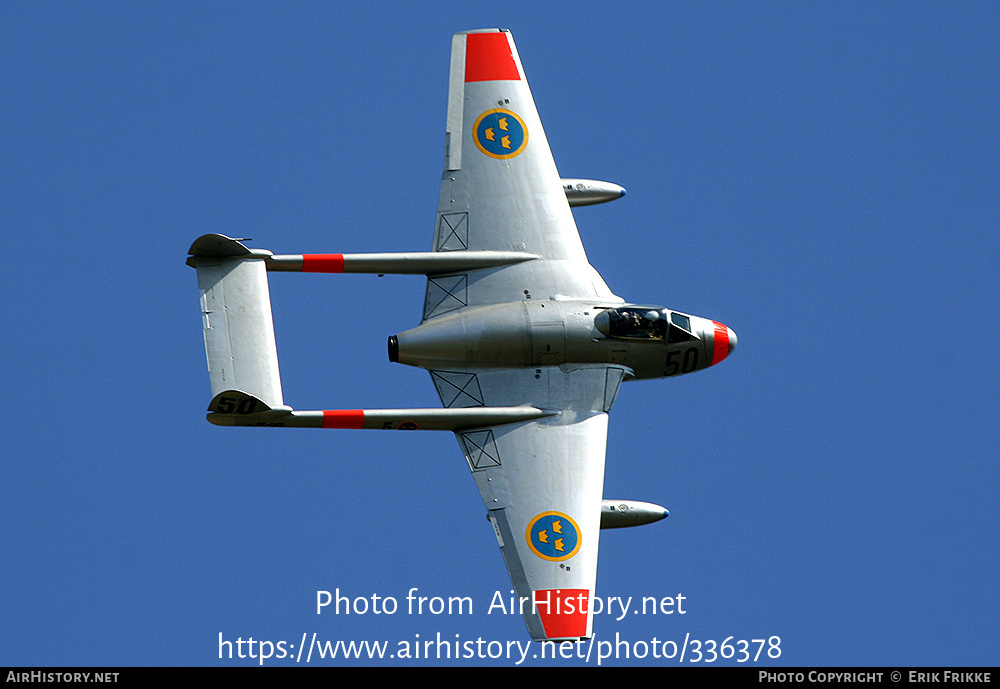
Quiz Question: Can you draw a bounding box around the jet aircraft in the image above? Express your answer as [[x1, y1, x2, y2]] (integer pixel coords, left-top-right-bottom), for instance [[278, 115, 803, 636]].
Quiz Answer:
[[187, 29, 737, 641]]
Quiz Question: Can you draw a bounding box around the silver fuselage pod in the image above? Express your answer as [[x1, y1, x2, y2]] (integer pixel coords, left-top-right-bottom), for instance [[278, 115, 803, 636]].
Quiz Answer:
[[390, 301, 736, 380]]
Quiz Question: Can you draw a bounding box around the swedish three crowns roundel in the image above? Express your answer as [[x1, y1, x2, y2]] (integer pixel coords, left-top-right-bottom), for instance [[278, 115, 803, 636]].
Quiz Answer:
[[473, 108, 528, 159], [526, 511, 581, 561]]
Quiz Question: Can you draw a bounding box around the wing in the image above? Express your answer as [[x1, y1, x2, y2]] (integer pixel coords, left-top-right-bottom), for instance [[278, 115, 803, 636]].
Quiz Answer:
[[437, 365, 627, 640], [424, 30, 631, 640], [424, 29, 620, 320]]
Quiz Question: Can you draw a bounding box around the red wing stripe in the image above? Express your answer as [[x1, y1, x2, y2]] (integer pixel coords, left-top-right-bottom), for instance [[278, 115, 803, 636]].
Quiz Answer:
[[465, 32, 520, 82], [535, 588, 590, 639], [321, 410, 365, 429], [301, 254, 345, 273], [711, 321, 729, 366]]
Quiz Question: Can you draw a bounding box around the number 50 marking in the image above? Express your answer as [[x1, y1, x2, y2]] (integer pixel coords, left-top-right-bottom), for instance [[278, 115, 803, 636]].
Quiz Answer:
[[212, 396, 259, 414], [665, 347, 699, 376]]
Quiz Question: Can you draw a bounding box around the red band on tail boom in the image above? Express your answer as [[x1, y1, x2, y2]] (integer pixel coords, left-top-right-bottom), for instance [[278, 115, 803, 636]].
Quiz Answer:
[[321, 410, 365, 429], [302, 254, 345, 273]]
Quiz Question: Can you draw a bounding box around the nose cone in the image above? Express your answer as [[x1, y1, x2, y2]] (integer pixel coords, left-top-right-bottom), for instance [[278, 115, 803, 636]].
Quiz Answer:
[[710, 321, 737, 366]]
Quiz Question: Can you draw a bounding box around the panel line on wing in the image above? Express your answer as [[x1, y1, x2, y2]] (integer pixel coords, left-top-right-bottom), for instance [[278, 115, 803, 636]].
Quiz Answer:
[[459, 429, 501, 469], [424, 274, 468, 319], [431, 370, 484, 407], [436, 212, 469, 251]]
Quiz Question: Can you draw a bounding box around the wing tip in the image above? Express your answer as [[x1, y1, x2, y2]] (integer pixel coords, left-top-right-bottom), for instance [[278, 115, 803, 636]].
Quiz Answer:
[[463, 30, 520, 83], [530, 588, 592, 641], [456, 28, 508, 35]]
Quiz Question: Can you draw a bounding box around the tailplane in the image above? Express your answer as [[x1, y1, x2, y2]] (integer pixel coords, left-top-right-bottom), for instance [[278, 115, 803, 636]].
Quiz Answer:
[[190, 235, 284, 411]]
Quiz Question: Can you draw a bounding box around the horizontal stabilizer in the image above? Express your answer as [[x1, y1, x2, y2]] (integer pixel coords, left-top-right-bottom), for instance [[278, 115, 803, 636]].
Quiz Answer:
[[193, 248, 283, 410], [207, 398, 556, 430]]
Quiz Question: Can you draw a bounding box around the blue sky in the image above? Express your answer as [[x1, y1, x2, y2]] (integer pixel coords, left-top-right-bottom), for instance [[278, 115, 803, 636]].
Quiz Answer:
[[3, 2, 997, 667]]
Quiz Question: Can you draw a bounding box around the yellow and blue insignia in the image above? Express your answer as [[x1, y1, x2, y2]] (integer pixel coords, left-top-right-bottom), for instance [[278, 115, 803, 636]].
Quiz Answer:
[[526, 511, 581, 562], [473, 109, 528, 159]]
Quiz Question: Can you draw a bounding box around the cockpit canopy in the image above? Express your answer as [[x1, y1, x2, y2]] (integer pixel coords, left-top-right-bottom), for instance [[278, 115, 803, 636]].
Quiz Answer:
[[595, 306, 696, 343]]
